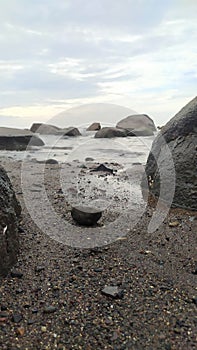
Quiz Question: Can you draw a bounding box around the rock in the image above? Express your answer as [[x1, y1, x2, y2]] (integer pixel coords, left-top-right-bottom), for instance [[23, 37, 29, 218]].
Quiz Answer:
[[0, 166, 21, 277], [43, 306, 57, 314], [16, 327, 25, 336], [12, 314, 23, 323], [168, 221, 179, 227], [87, 122, 101, 131], [58, 127, 81, 137], [101, 286, 124, 299], [30, 123, 60, 134], [90, 164, 114, 174], [95, 127, 127, 138], [45, 159, 58, 165], [0, 127, 44, 151], [71, 205, 102, 226], [116, 114, 156, 136], [85, 157, 94, 161], [10, 270, 23, 278], [142, 96, 197, 210]]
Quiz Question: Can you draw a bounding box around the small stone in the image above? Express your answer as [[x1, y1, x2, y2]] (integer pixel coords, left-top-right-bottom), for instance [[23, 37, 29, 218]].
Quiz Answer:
[[27, 319, 35, 325], [46, 159, 58, 164], [93, 268, 103, 272], [85, 157, 94, 161], [43, 306, 57, 314], [12, 314, 23, 323], [101, 286, 124, 299], [16, 288, 23, 294], [11, 270, 23, 278], [168, 221, 179, 227], [35, 265, 45, 272], [16, 327, 25, 336], [71, 205, 102, 226]]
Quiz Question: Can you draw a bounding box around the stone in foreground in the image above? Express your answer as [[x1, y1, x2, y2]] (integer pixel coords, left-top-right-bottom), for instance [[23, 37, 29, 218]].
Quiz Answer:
[[101, 286, 124, 299], [58, 127, 81, 137], [0, 127, 44, 151], [71, 205, 102, 226], [0, 166, 21, 277], [142, 96, 197, 210]]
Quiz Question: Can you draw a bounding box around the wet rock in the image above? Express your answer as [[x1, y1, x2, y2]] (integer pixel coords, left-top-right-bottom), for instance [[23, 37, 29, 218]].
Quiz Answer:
[[71, 205, 102, 226], [95, 127, 128, 138], [101, 286, 124, 299], [0, 127, 44, 150], [0, 166, 21, 277], [90, 164, 114, 174], [87, 122, 101, 131]]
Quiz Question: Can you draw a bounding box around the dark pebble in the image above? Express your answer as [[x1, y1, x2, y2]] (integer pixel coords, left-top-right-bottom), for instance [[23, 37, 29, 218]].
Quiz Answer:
[[10, 270, 23, 278], [192, 297, 197, 306], [43, 306, 57, 314], [93, 268, 103, 272], [12, 314, 23, 323], [35, 265, 45, 272]]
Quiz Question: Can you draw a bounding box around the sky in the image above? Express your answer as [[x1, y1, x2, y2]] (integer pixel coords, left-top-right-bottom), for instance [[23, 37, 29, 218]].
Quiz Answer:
[[0, 0, 197, 128]]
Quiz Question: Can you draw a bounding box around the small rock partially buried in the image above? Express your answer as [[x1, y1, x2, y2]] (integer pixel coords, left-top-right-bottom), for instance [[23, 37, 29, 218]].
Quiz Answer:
[[101, 286, 124, 299], [71, 205, 102, 226]]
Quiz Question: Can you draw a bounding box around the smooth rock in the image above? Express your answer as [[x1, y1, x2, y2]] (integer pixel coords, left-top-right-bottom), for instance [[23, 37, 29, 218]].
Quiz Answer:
[[30, 123, 60, 134], [71, 205, 102, 226], [43, 306, 57, 314], [142, 96, 197, 210], [45, 159, 59, 165], [95, 127, 128, 138], [116, 114, 156, 136]]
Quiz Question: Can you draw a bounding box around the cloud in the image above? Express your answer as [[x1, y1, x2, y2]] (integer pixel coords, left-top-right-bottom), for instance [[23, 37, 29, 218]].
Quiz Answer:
[[0, 0, 196, 127]]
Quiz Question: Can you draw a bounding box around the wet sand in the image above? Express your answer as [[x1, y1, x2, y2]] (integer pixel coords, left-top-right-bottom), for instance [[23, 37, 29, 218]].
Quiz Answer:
[[0, 158, 196, 350]]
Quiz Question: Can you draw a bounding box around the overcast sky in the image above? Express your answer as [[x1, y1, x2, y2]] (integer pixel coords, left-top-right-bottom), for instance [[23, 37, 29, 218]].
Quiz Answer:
[[0, 0, 196, 128]]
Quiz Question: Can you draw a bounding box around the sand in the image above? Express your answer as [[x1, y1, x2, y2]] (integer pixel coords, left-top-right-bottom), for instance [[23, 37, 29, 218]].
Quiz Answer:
[[0, 158, 196, 350]]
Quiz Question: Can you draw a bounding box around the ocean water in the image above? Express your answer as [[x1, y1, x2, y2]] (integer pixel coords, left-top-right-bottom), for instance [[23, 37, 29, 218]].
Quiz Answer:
[[0, 129, 155, 169]]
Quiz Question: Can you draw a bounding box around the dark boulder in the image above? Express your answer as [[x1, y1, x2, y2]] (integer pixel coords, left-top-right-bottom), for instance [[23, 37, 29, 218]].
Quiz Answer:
[[58, 127, 81, 137], [87, 122, 101, 131], [95, 127, 127, 138], [0, 127, 44, 151], [142, 96, 197, 210], [116, 114, 156, 136], [0, 166, 21, 277], [71, 205, 102, 226]]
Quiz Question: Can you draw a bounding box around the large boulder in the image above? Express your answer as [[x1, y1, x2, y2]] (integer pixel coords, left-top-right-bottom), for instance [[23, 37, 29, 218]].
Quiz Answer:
[[0, 127, 44, 151], [57, 127, 81, 137], [116, 114, 156, 136], [0, 166, 21, 277], [142, 97, 197, 210], [95, 127, 128, 138], [30, 123, 60, 134], [87, 122, 101, 131]]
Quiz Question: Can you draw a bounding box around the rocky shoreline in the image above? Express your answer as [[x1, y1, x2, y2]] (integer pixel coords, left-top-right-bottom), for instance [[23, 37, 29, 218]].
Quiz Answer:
[[0, 158, 196, 350]]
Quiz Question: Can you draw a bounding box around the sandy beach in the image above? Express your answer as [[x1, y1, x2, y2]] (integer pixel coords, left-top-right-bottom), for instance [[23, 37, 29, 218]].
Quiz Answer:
[[0, 157, 196, 350]]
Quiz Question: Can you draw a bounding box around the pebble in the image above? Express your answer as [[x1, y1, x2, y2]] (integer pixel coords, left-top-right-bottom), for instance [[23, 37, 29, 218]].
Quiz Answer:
[[10, 270, 23, 278], [41, 326, 47, 332], [12, 314, 23, 323], [16, 327, 25, 336], [168, 221, 179, 227], [43, 306, 57, 314], [35, 265, 45, 272], [101, 286, 124, 299]]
